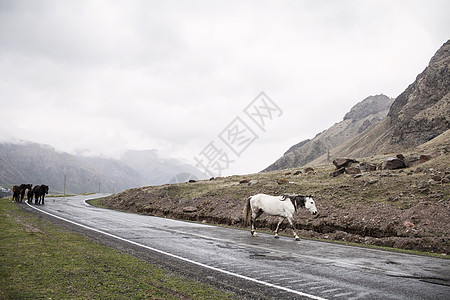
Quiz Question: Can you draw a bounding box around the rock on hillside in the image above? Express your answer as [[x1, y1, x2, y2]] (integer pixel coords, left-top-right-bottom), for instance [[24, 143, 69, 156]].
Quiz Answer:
[[263, 94, 393, 171]]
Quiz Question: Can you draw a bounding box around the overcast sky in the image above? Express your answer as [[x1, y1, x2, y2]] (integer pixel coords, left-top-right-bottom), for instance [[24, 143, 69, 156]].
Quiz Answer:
[[1, 0, 449, 176]]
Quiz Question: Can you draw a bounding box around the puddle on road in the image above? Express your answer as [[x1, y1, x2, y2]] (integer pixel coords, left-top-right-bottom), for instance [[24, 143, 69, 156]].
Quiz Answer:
[[249, 254, 295, 261], [249, 250, 294, 261]]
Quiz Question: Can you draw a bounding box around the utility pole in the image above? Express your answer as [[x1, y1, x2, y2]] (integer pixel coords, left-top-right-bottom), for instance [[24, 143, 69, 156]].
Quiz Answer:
[[64, 175, 66, 196], [98, 182, 100, 193]]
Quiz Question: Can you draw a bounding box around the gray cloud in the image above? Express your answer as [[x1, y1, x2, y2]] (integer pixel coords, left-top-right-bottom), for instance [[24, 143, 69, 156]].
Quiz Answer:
[[1, 0, 449, 175]]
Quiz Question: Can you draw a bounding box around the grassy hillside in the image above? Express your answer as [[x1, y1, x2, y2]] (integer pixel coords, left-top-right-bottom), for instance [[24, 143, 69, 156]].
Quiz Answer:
[[99, 143, 449, 255]]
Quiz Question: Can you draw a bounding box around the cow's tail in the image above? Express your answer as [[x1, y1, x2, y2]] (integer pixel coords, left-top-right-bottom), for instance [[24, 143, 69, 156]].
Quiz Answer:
[[243, 196, 252, 226]]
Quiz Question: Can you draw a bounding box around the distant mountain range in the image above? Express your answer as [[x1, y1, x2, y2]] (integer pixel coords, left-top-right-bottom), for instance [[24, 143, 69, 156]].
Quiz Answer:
[[265, 39, 450, 171], [0, 143, 206, 194]]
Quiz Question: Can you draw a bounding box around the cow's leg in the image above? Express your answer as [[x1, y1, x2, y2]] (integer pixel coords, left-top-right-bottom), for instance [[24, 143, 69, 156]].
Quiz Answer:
[[287, 217, 300, 240], [274, 217, 285, 238], [21, 190, 26, 203], [251, 209, 263, 237]]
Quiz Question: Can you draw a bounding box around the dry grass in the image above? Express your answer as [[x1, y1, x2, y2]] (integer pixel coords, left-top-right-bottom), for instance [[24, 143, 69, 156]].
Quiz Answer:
[[98, 146, 449, 255]]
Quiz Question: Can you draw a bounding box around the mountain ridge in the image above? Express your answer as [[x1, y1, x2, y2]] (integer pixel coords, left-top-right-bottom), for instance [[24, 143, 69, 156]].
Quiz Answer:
[[0, 141, 205, 194], [263, 94, 393, 171]]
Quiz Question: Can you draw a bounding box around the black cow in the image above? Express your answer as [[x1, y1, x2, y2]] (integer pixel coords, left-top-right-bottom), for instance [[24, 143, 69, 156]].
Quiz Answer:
[[34, 185, 49, 205], [12, 184, 32, 203]]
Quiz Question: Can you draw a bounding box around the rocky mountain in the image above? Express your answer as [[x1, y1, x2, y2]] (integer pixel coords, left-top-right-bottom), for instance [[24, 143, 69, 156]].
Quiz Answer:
[[263, 94, 393, 171], [387, 40, 450, 148], [0, 142, 206, 194], [306, 39, 450, 165]]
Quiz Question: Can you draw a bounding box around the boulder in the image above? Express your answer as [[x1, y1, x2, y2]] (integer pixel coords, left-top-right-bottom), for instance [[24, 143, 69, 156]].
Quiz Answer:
[[414, 167, 424, 173], [431, 175, 442, 182], [304, 167, 315, 173], [404, 154, 421, 167], [345, 164, 362, 175], [416, 181, 429, 189], [403, 221, 414, 228], [333, 158, 359, 169], [277, 178, 289, 184], [396, 154, 405, 160], [183, 206, 198, 213], [360, 162, 377, 172], [331, 167, 345, 177], [381, 157, 406, 170], [419, 154, 433, 163]]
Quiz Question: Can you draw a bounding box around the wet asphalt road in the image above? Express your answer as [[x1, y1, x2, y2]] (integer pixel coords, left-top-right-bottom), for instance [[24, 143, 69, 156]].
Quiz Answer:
[[24, 194, 449, 300]]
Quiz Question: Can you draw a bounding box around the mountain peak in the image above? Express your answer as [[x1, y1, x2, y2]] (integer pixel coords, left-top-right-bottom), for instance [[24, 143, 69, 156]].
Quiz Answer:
[[343, 94, 393, 121], [263, 94, 391, 171]]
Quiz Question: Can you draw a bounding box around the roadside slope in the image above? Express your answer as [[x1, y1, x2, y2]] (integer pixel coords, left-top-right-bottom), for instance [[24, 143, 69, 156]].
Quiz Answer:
[[100, 142, 449, 255]]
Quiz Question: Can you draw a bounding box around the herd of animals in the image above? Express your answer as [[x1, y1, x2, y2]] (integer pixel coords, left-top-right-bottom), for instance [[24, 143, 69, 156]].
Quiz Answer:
[[10, 183, 318, 240], [12, 184, 49, 205]]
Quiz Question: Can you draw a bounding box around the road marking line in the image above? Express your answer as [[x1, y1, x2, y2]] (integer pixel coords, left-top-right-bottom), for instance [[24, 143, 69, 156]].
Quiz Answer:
[[26, 201, 327, 300]]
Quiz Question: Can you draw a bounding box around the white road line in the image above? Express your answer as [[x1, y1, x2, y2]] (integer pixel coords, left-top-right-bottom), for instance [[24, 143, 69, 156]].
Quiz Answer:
[[27, 202, 327, 300], [320, 288, 343, 294], [333, 291, 355, 297]]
